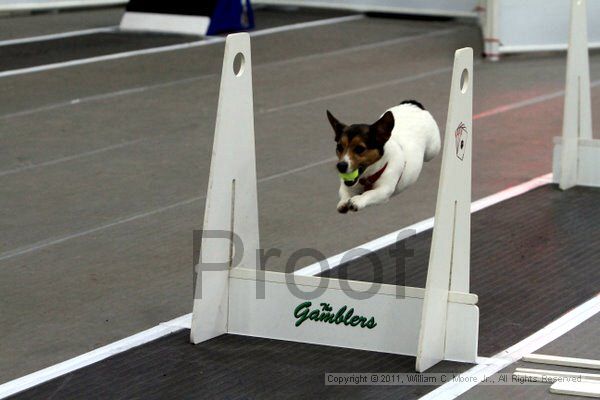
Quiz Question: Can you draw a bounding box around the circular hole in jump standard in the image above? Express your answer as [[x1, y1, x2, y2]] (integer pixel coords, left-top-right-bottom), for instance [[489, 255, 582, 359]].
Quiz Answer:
[[460, 68, 469, 93], [233, 53, 245, 77], [460, 68, 469, 94]]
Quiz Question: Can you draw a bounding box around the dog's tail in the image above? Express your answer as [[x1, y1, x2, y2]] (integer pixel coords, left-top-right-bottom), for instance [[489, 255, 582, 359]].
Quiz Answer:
[[399, 99, 425, 110]]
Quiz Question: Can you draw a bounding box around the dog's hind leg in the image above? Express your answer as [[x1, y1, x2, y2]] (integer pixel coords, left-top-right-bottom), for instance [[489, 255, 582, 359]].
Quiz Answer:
[[424, 124, 441, 162]]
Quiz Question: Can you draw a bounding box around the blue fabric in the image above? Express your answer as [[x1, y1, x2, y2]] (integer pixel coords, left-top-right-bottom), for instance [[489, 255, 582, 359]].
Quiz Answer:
[[207, 0, 254, 35]]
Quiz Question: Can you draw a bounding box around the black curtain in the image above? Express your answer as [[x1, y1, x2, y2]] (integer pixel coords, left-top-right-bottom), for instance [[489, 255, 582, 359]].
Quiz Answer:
[[125, 0, 220, 16]]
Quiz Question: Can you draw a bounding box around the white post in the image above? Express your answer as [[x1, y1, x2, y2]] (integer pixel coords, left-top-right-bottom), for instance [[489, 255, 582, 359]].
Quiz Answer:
[[559, 0, 593, 190], [416, 48, 473, 372], [191, 33, 260, 344], [482, 0, 500, 61]]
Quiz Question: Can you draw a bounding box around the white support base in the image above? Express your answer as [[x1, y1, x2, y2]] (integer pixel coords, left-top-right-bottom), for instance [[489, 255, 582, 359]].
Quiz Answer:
[[120, 12, 210, 36], [190, 34, 478, 372], [227, 269, 478, 359], [553, 138, 600, 188]]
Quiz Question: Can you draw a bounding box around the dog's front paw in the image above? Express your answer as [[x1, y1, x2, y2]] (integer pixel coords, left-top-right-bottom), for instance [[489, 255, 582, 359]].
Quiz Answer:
[[337, 200, 350, 214], [348, 196, 367, 212]]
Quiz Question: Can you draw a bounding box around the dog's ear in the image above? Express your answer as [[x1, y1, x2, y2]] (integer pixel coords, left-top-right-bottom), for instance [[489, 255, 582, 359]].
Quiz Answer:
[[326, 110, 346, 141], [370, 111, 394, 147]]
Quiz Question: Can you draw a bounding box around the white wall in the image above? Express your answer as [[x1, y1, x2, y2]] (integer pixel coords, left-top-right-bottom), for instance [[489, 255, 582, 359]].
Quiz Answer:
[[484, 0, 600, 55]]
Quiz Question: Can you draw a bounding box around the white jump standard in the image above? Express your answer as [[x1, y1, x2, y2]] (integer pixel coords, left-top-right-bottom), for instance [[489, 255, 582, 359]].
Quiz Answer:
[[191, 33, 478, 372], [553, 0, 600, 190]]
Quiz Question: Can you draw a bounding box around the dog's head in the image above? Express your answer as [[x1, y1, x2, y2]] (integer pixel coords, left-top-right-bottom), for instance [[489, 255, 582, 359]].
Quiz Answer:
[[326, 110, 394, 186]]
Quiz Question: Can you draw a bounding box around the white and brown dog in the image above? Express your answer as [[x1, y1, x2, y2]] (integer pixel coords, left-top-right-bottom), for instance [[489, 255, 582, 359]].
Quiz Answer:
[[327, 100, 441, 213]]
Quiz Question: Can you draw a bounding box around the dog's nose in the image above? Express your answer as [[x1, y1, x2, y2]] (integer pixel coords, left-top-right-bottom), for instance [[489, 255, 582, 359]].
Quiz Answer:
[[336, 161, 348, 173]]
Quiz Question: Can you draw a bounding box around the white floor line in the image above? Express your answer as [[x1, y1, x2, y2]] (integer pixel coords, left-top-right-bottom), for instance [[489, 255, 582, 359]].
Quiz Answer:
[[245, 14, 363, 37], [0, 75, 208, 120], [0, 195, 202, 262], [0, 161, 552, 264], [0, 51, 567, 257], [0, 15, 363, 79], [0, 26, 118, 47], [0, 156, 335, 262], [0, 59, 462, 261], [3, 54, 594, 122], [0, 139, 143, 177], [473, 79, 600, 121], [263, 65, 455, 113], [259, 157, 336, 183], [253, 26, 460, 70], [294, 173, 553, 276], [0, 173, 578, 399], [419, 294, 600, 400], [0, 26, 453, 121], [0, 313, 192, 400], [0, 0, 126, 13], [0, 38, 223, 79], [267, 72, 600, 116], [3, 45, 596, 121]]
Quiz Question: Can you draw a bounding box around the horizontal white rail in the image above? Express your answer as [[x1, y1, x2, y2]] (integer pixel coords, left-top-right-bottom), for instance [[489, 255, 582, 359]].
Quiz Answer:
[[0, 0, 126, 12]]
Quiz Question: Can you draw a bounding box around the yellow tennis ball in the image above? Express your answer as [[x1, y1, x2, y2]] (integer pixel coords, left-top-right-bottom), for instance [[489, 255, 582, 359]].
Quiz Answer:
[[339, 169, 359, 181]]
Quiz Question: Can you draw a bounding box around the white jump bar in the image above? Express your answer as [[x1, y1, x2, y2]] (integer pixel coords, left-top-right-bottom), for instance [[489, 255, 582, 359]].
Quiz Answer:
[[523, 354, 600, 370], [550, 380, 600, 398]]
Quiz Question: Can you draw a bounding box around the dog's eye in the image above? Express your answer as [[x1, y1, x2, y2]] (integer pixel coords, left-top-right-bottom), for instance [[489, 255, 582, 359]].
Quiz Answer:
[[336, 144, 343, 153], [354, 145, 365, 154]]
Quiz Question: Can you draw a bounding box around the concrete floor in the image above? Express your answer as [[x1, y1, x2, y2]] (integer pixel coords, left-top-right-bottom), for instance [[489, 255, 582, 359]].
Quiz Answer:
[[0, 6, 599, 385], [0, 7, 122, 41]]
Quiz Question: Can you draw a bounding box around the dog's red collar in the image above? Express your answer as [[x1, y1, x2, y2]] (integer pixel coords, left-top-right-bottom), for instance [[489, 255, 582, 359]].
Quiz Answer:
[[359, 163, 388, 191]]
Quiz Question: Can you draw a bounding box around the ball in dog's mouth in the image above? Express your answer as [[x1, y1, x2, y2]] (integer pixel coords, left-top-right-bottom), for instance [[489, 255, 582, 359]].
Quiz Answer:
[[340, 166, 365, 186]]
